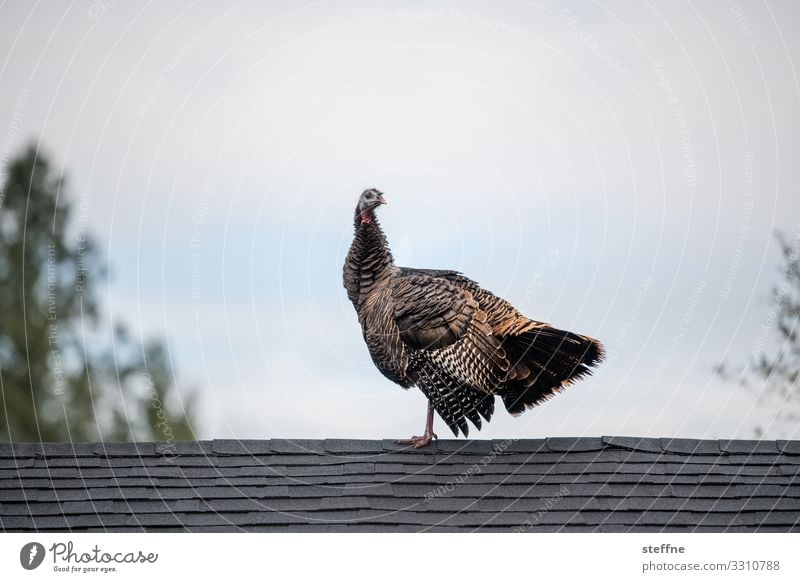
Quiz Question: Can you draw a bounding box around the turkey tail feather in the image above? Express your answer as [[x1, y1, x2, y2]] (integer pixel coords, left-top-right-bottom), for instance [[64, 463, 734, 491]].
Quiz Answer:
[[500, 327, 604, 415]]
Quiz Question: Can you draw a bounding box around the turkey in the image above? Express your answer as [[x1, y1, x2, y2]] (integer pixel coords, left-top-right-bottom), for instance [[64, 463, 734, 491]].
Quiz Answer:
[[343, 188, 604, 447]]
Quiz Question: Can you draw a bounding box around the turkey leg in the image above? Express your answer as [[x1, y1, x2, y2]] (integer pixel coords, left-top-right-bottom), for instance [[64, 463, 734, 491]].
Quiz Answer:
[[397, 401, 438, 448]]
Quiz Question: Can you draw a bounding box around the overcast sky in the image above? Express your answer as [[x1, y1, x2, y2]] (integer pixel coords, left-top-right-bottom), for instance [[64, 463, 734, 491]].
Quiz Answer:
[[1, 0, 799, 441]]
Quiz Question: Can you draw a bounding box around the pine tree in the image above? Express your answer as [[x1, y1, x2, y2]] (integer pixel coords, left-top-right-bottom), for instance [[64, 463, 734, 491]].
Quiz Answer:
[[0, 145, 196, 443]]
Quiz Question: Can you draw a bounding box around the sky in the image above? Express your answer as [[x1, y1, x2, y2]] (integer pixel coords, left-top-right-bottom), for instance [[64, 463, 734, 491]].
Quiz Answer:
[[1, 0, 799, 441]]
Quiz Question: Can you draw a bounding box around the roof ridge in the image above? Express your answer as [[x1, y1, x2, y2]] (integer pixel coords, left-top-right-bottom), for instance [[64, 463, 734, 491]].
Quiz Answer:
[[0, 436, 797, 458]]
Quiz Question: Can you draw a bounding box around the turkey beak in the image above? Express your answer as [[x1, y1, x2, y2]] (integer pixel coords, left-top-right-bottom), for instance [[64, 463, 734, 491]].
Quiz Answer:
[[378, 193, 387, 205]]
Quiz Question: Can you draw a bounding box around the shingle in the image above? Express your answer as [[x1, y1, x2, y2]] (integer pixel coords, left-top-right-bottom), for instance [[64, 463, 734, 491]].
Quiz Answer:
[[0, 489, 37, 502], [12, 466, 127, 479], [0, 458, 35, 469], [112, 499, 201, 513], [1, 501, 102, 517], [222, 463, 368, 479], [196, 498, 275, 513], [737, 511, 800, 527], [342, 462, 376, 475], [67, 513, 132, 529], [444, 451, 667, 466], [14, 476, 175, 489], [592, 525, 641, 533], [724, 454, 784, 466], [206, 464, 334, 479], [212, 454, 428, 468], [381, 439, 441, 453], [481, 509, 590, 527], [481, 524, 573, 532], [597, 483, 675, 497], [34, 455, 221, 471], [602, 436, 663, 453], [432, 453, 531, 473], [353, 509, 477, 527], [436, 440, 496, 454], [431, 509, 570, 528], [421, 495, 601, 513], [661, 438, 721, 455], [719, 440, 780, 455], [547, 437, 605, 452], [496, 439, 548, 454], [125, 512, 187, 528], [268, 440, 326, 454], [159, 441, 213, 456], [212, 440, 273, 455], [2, 443, 44, 457], [672, 483, 800, 498], [777, 441, 800, 454], [272, 523, 443, 533], [199, 498, 323, 513], [94, 443, 156, 457], [239, 509, 379, 526], [200, 510, 357, 527], [170, 513, 258, 528], [661, 511, 745, 528], [399, 459, 668, 477], [38, 443, 97, 457], [554, 461, 666, 475], [775, 454, 800, 465], [376, 462, 479, 476], [612, 496, 800, 513], [203, 485, 293, 500], [323, 439, 384, 454], [318, 496, 372, 510], [26, 485, 269, 503], [660, 463, 774, 477], [368, 453, 436, 465], [32, 456, 104, 468], [390, 482, 647, 499], [1, 515, 37, 530], [61, 500, 116, 514], [367, 497, 426, 511], [156, 456, 216, 468], [288, 484, 393, 498], [377, 472, 522, 487]]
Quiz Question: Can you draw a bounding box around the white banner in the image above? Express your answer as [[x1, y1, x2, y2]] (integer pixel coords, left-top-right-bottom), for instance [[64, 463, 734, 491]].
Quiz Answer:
[[1, 533, 798, 581]]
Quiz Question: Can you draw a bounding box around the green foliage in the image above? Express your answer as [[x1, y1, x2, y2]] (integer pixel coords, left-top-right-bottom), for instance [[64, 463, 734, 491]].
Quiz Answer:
[[718, 230, 800, 436], [0, 145, 197, 443]]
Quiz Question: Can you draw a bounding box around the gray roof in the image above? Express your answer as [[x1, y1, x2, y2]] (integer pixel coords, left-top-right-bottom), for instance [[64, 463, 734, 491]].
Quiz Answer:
[[1, 437, 799, 532]]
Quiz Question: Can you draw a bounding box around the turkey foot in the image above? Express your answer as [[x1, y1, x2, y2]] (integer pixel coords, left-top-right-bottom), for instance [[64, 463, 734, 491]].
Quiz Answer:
[[396, 432, 438, 448], [397, 402, 437, 448]]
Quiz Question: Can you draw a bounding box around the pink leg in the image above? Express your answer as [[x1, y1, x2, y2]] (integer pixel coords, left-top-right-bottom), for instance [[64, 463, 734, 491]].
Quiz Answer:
[[396, 401, 438, 448]]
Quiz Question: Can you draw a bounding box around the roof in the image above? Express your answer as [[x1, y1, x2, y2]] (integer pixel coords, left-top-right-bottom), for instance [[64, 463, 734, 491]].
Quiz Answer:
[[1, 437, 799, 532]]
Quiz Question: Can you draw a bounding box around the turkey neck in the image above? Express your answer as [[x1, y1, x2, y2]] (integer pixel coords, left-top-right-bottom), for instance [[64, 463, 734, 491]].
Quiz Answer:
[[344, 208, 395, 306]]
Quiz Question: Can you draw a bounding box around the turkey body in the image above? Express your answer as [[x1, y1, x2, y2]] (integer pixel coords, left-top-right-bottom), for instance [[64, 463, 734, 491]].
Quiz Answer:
[[343, 189, 604, 439]]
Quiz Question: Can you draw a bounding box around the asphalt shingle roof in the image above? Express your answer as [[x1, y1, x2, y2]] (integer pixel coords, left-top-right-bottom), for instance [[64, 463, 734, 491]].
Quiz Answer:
[[1, 437, 798, 532]]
